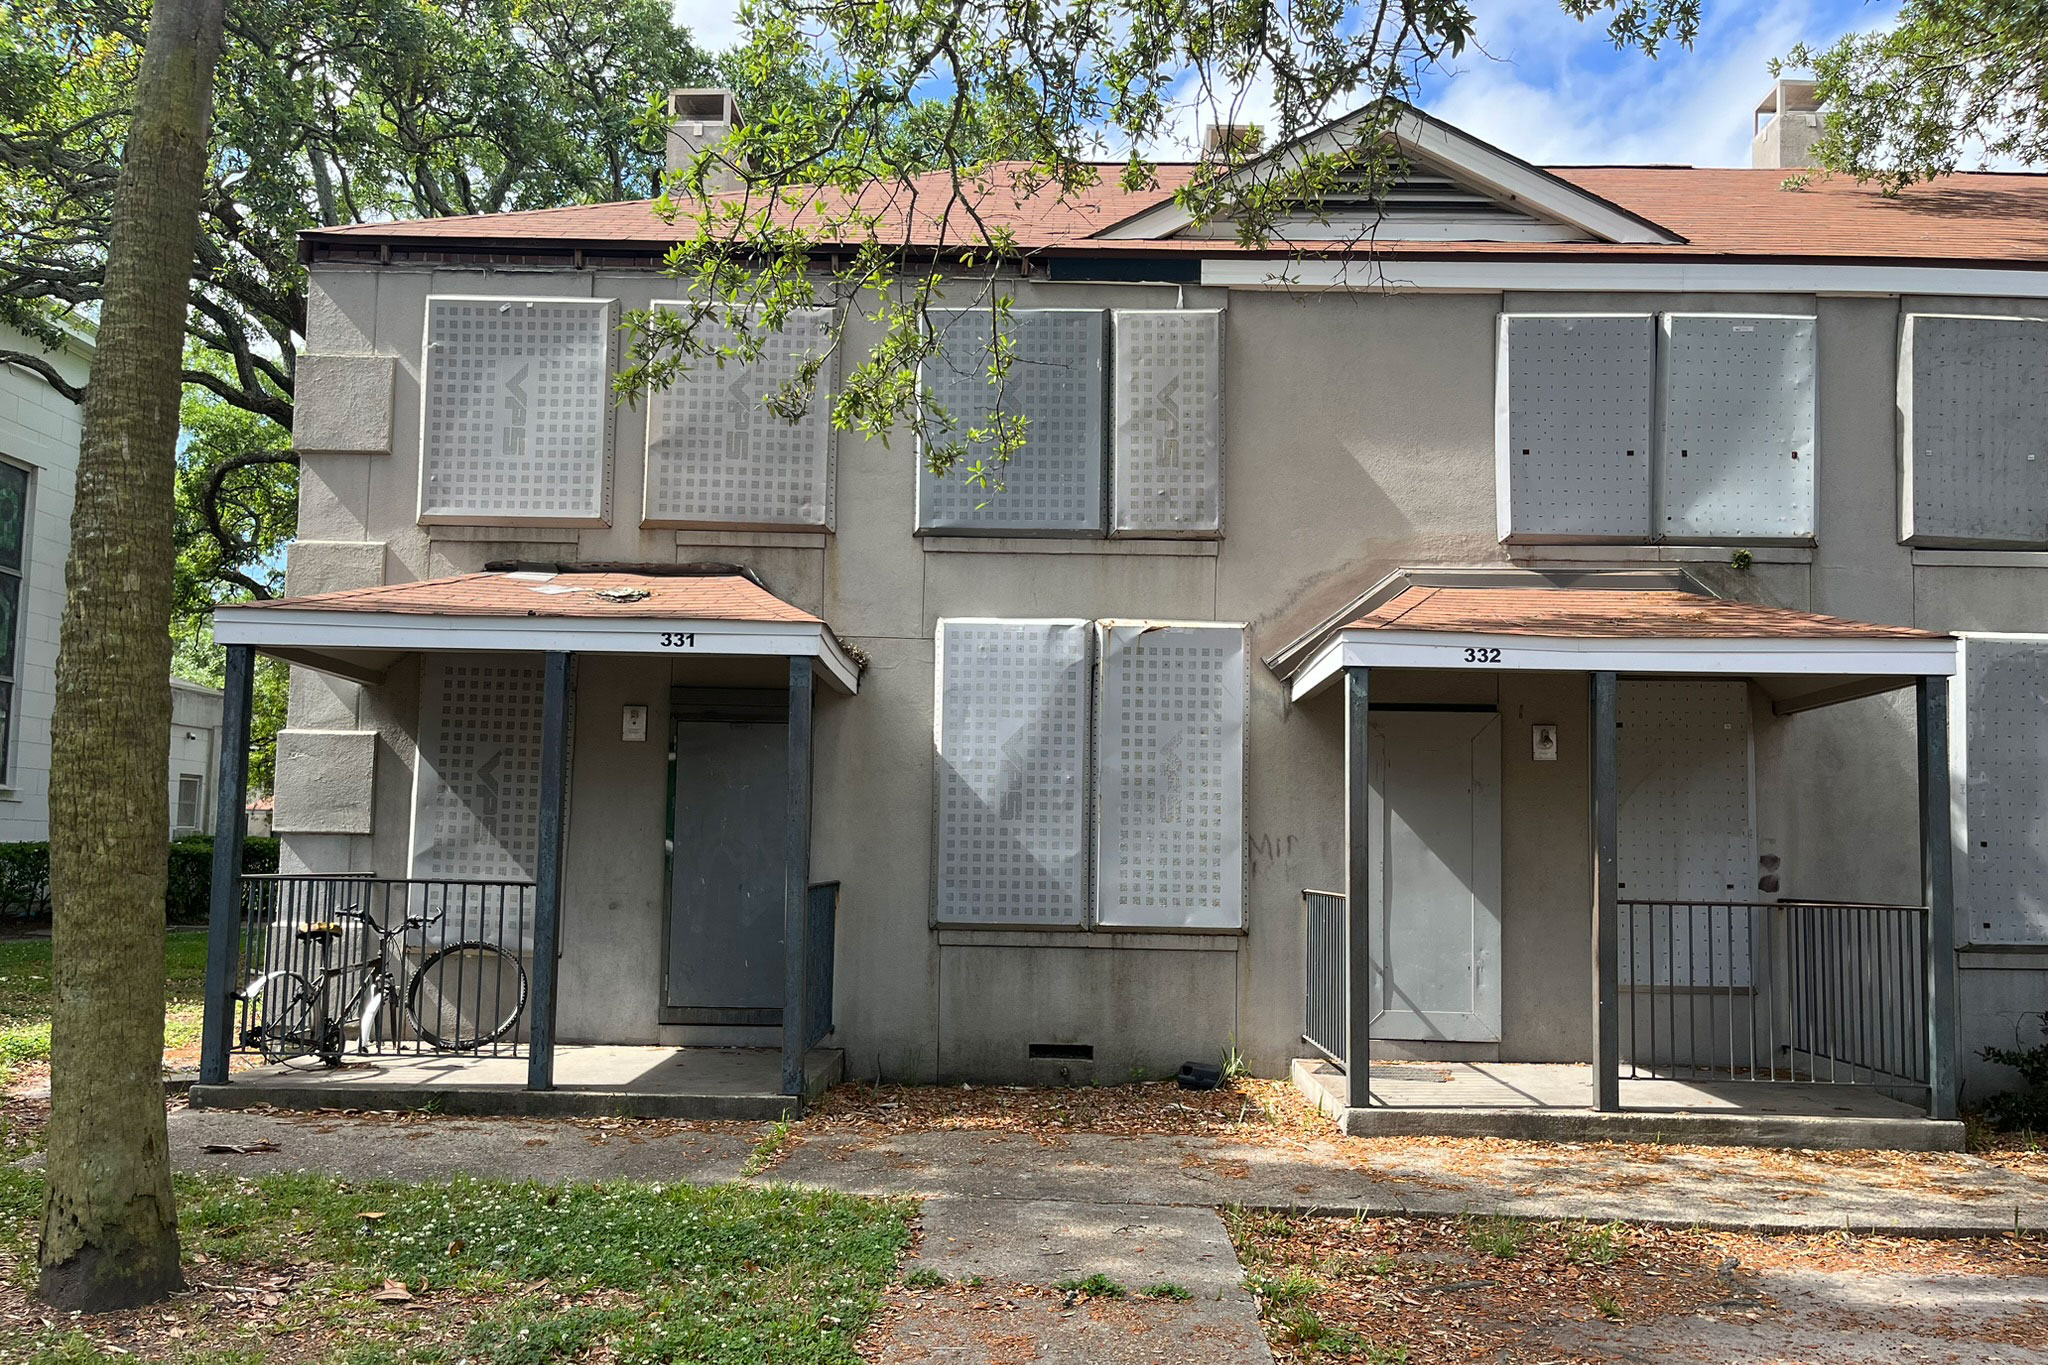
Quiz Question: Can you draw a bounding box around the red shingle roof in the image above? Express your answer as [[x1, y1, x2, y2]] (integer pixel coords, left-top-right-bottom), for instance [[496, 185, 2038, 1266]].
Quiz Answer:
[[302, 162, 2048, 266], [243, 571, 821, 624], [1349, 587, 1948, 640]]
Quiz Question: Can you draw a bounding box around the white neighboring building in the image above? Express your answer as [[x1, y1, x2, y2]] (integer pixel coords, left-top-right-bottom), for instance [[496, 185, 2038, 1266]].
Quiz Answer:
[[170, 678, 222, 837], [0, 318, 87, 843]]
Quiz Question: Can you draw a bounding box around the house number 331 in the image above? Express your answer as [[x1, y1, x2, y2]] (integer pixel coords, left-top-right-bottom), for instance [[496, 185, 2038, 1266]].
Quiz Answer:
[[1461, 646, 1502, 663], [659, 632, 697, 648]]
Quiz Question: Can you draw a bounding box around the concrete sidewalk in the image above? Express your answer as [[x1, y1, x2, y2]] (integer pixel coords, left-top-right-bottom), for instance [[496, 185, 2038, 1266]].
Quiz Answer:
[[164, 1107, 2048, 1235]]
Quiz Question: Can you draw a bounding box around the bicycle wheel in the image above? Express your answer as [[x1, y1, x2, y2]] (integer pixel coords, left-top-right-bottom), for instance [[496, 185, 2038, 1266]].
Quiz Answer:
[[240, 972, 329, 1064], [406, 942, 529, 1051]]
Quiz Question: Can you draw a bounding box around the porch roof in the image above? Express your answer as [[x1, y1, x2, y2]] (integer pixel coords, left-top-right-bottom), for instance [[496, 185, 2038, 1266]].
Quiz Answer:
[[213, 568, 862, 692], [1286, 575, 1955, 712]]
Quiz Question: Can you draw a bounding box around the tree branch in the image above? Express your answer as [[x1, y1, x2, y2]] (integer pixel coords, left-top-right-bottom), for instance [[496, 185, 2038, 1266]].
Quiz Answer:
[[0, 350, 86, 404], [198, 448, 298, 600]]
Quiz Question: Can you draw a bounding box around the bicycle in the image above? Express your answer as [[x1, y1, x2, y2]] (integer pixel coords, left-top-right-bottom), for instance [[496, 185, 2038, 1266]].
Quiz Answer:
[[238, 905, 529, 1066]]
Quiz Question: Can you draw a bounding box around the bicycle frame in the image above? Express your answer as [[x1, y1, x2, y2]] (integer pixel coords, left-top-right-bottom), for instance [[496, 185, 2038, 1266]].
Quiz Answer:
[[241, 913, 413, 1058]]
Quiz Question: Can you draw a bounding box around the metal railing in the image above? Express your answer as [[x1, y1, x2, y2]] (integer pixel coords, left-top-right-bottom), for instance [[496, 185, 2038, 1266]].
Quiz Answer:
[[1302, 889, 1347, 1064], [1619, 899, 1928, 1090], [805, 881, 838, 1051], [231, 875, 536, 1061]]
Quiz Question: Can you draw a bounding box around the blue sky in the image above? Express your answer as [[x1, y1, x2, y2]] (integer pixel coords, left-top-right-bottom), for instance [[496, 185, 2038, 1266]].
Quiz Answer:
[[671, 0, 1899, 168]]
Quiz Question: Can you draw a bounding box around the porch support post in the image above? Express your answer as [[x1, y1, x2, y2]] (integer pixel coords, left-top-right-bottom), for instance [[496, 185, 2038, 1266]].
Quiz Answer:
[[1344, 665, 1371, 1110], [1591, 670, 1621, 1113], [781, 655, 815, 1100], [527, 651, 573, 1092], [198, 644, 255, 1086], [1917, 675, 1958, 1120]]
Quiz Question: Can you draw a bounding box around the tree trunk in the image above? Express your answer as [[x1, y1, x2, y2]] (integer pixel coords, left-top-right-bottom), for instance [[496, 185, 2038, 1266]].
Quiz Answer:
[[38, 0, 226, 1313]]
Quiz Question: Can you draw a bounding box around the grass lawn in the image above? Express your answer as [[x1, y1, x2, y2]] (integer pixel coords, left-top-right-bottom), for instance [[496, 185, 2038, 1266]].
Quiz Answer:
[[0, 1167, 914, 1363], [0, 929, 210, 1086]]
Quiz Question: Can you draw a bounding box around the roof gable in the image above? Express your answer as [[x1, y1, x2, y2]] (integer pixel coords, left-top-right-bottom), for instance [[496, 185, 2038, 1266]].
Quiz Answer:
[[1095, 103, 1684, 246]]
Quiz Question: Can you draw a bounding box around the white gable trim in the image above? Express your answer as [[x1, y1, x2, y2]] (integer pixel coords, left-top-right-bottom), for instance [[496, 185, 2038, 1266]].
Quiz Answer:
[[1096, 104, 1681, 246]]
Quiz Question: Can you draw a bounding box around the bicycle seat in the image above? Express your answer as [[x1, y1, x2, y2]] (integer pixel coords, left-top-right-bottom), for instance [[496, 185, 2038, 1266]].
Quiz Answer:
[[297, 920, 346, 941]]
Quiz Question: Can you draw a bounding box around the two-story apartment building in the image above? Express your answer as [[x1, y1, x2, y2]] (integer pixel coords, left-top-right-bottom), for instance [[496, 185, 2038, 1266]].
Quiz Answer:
[[195, 85, 2048, 1138]]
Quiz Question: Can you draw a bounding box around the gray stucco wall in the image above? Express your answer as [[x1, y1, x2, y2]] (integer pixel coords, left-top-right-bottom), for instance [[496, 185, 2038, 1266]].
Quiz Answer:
[[275, 260, 2047, 1101]]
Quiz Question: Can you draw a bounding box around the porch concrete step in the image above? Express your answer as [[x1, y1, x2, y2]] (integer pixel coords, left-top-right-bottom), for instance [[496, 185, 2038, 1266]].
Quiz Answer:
[[189, 1045, 843, 1122], [1293, 1058, 1966, 1153]]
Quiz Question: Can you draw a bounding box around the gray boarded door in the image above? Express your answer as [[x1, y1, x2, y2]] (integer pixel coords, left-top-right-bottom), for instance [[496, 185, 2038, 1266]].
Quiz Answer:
[[1368, 711, 1504, 1042], [665, 716, 787, 1021]]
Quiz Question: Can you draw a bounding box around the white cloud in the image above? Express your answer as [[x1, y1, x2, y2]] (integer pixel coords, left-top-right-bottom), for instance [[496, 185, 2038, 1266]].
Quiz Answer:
[[672, 0, 744, 55]]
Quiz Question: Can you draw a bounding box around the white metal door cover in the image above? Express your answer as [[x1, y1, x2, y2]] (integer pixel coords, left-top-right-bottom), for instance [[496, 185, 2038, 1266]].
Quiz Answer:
[[1953, 634, 2048, 946], [933, 619, 1092, 925], [1093, 621, 1246, 929], [1657, 314, 1816, 540], [917, 309, 1107, 533], [1617, 679, 1756, 986], [420, 296, 615, 524], [643, 304, 836, 529], [1900, 315, 2048, 547], [1112, 309, 1223, 535], [1495, 314, 1655, 542], [1367, 711, 1504, 1043]]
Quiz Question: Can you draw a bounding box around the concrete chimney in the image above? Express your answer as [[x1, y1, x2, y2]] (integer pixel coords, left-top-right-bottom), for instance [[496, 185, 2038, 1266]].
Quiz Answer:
[[1752, 79, 1822, 169], [666, 89, 745, 193]]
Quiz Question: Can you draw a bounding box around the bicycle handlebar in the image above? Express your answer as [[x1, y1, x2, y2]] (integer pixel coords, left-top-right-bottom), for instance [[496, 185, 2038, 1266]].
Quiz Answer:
[[337, 907, 442, 934]]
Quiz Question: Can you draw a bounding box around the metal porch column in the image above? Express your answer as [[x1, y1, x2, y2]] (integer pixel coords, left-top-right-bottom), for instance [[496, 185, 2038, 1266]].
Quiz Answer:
[[198, 644, 255, 1086], [1591, 670, 1621, 1113], [1917, 675, 1958, 1120], [1344, 665, 1372, 1110], [527, 651, 573, 1092], [781, 656, 816, 1099]]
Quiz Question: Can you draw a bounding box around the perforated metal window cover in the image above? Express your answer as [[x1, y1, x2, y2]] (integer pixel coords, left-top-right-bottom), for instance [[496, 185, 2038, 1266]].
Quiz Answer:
[[420, 296, 614, 526], [1954, 634, 2048, 946], [1094, 621, 1247, 930], [1495, 314, 1653, 542], [1112, 310, 1222, 536], [917, 309, 1107, 534], [933, 619, 1092, 926], [1900, 315, 2048, 548], [412, 653, 542, 882], [1657, 314, 1816, 541], [1617, 679, 1756, 986], [643, 304, 836, 529]]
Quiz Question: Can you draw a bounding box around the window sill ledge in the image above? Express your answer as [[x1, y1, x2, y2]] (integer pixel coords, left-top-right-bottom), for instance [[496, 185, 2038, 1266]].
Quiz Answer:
[[1912, 548, 2048, 568], [937, 926, 1242, 949], [921, 537, 1220, 557], [1504, 542, 1815, 565], [671, 528, 832, 550]]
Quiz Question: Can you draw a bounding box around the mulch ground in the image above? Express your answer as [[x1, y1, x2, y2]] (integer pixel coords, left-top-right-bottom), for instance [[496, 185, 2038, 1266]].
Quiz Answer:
[[1229, 1210, 2048, 1364]]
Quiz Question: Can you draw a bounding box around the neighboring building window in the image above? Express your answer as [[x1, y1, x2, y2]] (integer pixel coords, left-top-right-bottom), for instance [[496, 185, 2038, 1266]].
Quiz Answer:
[[643, 305, 836, 529], [411, 655, 543, 882], [0, 459, 27, 785], [1497, 313, 1816, 542], [175, 773, 205, 835], [1955, 635, 2048, 946], [916, 308, 1226, 537], [1900, 314, 2048, 547], [419, 297, 614, 525], [932, 617, 1246, 929]]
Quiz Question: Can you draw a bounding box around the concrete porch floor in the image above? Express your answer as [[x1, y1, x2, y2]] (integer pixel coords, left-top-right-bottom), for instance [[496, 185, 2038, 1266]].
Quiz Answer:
[[189, 1045, 844, 1120], [1294, 1058, 1965, 1151]]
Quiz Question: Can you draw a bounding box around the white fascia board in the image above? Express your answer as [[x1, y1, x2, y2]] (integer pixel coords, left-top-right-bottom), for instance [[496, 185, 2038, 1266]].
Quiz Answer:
[[214, 608, 860, 693], [1201, 257, 2048, 298], [1289, 629, 1957, 702], [1097, 105, 1679, 245]]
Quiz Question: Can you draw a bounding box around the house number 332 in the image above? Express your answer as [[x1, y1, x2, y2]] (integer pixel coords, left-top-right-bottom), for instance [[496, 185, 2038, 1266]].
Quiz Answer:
[[1461, 646, 1503, 663]]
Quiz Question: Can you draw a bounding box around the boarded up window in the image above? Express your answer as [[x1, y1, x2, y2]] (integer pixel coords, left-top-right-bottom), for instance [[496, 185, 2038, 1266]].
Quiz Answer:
[[1901, 315, 2048, 547], [917, 310, 1106, 533], [1112, 310, 1222, 535], [412, 655, 543, 883], [420, 297, 613, 523], [1094, 622, 1245, 929], [1495, 315, 1654, 540], [1657, 315, 1815, 539], [934, 620, 1091, 924], [1958, 635, 2048, 945], [1617, 679, 1754, 986], [643, 305, 835, 527]]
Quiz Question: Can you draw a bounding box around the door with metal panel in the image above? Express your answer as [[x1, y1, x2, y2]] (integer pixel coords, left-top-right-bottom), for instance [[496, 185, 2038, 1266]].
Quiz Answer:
[[664, 709, 787, 1023], [1368, 711, 1504, 1042]]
